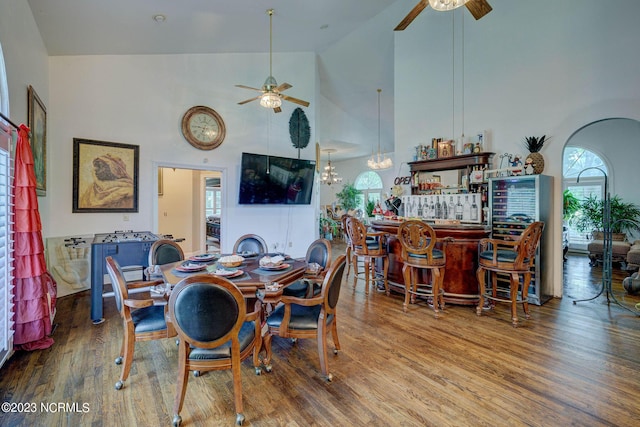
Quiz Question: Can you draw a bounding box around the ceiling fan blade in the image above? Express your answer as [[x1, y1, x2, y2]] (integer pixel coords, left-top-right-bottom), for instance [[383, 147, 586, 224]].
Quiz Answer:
[[465, 0, 493, 20], [394, 0, 428, 31], [273, 107, 282, 113], [280, 94, 310, 107], [235, 84, 263, 92], [275, 82, 292, 92], [237, 95, 261, 105]]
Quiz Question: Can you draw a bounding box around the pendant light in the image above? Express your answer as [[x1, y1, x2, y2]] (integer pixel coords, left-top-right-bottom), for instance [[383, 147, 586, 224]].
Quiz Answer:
[[321, 149, 343, 186], [367, 89, 393, 170]]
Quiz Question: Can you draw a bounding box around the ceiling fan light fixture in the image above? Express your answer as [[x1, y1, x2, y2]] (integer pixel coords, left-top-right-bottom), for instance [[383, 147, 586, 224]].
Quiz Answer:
[[260, 92, 282, 109], [429, 0, 470, 12]]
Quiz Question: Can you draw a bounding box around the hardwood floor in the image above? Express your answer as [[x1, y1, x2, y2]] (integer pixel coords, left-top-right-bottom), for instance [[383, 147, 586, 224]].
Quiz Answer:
[[2, 249, 640, 426]]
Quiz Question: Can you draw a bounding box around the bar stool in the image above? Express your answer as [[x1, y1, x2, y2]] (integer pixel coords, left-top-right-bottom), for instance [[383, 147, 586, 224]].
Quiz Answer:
[[341, 214, 353, 277], [397, 220, 448, 318], [345, 216, 389, 295], [476, 221, 545, 327]]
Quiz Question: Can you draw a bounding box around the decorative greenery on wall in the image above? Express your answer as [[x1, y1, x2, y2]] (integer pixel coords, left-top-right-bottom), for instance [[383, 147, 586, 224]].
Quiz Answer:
[[289, 107, 310, 158]]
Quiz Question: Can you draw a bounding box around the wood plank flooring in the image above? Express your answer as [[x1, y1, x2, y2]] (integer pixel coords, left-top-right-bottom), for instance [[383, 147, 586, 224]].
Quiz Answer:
[[1, 249, 640, 426]]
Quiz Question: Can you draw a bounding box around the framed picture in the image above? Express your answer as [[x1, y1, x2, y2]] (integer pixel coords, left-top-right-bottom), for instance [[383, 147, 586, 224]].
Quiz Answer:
[[462, 142, 474, 154], [72, 138, 139, 213], [28, 85, 47, 196], [437, 140, 455, 159]]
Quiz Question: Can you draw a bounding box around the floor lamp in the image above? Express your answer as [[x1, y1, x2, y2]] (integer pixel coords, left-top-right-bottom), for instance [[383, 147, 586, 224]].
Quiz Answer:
[[572, 167, 640, 315]]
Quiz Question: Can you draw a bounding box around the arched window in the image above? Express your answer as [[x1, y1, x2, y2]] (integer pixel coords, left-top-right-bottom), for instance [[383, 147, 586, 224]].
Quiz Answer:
[[354, 171, 383, 215], [563, 146, 608, 250]]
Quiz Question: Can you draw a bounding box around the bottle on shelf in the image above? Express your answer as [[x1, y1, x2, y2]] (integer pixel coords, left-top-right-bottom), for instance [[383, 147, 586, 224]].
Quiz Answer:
[[442, 197, 448, 219], [448, 196, 455, 220], [463, 195, 471, 220], [429, 196, 436, 219], [470, 194, 479, 221], [435, 196, 442, 219], [455, 196, 463, 220]]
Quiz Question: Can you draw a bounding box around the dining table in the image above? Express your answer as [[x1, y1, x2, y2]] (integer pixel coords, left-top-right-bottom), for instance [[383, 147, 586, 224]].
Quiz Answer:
[[158, 253, 307, 296], [156, 252, 308, 372]]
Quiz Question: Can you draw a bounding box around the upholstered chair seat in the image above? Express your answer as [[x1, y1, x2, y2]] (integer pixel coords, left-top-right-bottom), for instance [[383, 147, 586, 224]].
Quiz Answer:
[[131, 306, 168, 333], [283, 239, 331, 299], [168, 275, 263, 426], [264, 255, 346, 382]]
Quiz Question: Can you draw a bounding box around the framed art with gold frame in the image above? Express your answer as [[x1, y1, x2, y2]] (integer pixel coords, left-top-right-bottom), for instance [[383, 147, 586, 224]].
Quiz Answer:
[[437, 140, 455, 159], [28, 85, 47, 196], [72, 138, 139, 213]]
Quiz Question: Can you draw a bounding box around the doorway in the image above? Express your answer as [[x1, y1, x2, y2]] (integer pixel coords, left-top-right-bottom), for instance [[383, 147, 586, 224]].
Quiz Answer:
[[155, 165, 224, 256]]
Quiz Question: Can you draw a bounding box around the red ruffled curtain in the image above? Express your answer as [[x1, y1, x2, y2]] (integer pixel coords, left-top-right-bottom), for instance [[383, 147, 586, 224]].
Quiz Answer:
[[13, 123, 56, 350]]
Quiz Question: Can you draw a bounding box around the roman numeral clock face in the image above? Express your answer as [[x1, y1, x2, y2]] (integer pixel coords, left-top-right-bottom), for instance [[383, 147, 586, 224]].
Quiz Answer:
[[181, 106, 226, 150]]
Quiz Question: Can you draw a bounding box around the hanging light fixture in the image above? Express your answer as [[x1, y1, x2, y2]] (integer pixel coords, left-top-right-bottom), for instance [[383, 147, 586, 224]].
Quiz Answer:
[[321, 149, 343, 186], [260, 9, 282, 109], [429, 0, 470, 12], [368, 89, 393, 170]]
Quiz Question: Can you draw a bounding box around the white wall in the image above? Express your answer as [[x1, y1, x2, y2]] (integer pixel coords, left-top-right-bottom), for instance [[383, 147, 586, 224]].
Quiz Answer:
[[394, 0, 640, 297], [45, 52, 318, 257], [0, 0, 50, 229]]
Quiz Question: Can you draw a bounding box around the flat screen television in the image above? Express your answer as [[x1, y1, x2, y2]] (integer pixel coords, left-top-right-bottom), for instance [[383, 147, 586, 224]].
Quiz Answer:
[[238, 152, 316, 205]]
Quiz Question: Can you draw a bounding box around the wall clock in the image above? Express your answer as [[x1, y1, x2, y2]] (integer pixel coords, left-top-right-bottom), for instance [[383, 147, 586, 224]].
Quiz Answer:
[[181, 106, 226, 150]]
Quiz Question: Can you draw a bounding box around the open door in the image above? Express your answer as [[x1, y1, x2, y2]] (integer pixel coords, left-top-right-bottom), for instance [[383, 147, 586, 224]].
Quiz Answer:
[[157, 167, 223, 255]]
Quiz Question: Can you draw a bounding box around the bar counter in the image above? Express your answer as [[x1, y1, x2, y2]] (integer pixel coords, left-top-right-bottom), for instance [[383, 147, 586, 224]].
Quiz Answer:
[[369, 219, 491, 305]]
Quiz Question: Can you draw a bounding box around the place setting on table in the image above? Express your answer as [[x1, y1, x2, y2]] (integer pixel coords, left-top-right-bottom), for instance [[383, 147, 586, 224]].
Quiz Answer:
[[157, 251, 308, 297]]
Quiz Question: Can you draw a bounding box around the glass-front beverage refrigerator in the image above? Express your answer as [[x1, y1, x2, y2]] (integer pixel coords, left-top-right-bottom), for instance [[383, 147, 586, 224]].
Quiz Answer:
[[488, 174, 553, 305]]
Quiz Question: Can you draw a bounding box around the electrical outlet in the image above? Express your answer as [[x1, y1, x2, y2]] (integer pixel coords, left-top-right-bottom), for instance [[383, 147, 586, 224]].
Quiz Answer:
[[123, 215, 129, 221], [288, 242, 292, 247]]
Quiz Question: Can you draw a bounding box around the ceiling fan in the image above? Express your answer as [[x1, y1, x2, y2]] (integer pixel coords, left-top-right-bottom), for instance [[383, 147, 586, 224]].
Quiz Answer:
[[236, 9, 310, 113], [395, 0, 492, 31]]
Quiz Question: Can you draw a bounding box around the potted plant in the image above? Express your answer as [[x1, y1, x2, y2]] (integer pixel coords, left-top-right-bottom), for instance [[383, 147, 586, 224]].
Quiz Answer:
[[570, 194, 640, 239], [365, 199, 376, 218], [563, 189, 581, 222], [335, 182, 361, 213], [319, 216, 339, 240]]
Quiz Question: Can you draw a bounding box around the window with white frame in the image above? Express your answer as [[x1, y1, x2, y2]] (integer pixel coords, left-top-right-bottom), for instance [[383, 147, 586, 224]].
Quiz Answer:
[[354, 171, 383, 214], [563, 146, 607, 251], [0, 42, 14, 369]]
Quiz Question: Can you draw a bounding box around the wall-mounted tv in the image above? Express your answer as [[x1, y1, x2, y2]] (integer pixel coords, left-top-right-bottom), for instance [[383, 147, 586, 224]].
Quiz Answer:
[[238, 152, 316, 205]]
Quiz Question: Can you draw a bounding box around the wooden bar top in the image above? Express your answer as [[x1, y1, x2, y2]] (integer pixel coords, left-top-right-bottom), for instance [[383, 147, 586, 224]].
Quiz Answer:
[[369, 219, 490, 305]]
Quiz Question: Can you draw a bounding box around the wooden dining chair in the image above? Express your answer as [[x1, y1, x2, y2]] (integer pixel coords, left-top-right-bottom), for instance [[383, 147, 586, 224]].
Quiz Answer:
[[148, 239, 184, 265], [264, 255, 346, 382], [168, 274, 263, 426], [341, 214, 353, 277], [397, 220, 449, 317], [233, 234, 268, 254], [345, 216, 389, 295], [476, 221, 545, 327], [282, 238, 332, 298], [105, 256, 176, 391]]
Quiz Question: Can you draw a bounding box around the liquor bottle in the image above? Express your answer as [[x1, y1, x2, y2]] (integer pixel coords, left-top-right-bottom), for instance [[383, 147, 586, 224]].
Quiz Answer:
[[455, 196, 463, 220], [448, 196, 455, 219], [435, 196, 442, 219], [417, 198, 423, 217], [463, 195, 471, 220], [442, 197, 448, 219], [429, 196, 436, 219], [424, 196, 431, 218], [470, 194, 479, 221]]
